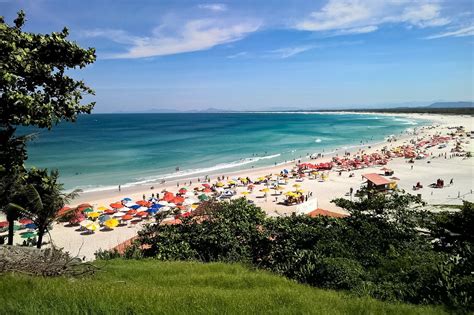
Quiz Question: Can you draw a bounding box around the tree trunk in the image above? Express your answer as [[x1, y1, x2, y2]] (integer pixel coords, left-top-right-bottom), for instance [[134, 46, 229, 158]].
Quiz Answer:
[[36, 228, 44, 249], [7, 220, 14, 245]]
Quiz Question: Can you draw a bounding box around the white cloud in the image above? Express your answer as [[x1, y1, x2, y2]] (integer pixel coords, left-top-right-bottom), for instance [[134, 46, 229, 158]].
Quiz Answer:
[[295, 0, 450, 35], [227, 51, 249, 59], [425, 25, 474, 39], [198, 3, 227, 12], [268, 46, 316, 58], [86, 19, 260, 59], [398, 4, 450, 27], [336, 25, 378, 35]]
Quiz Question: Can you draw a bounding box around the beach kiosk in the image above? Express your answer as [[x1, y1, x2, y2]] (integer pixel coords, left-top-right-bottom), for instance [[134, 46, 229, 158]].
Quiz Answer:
[[362, 173, 391, 193]]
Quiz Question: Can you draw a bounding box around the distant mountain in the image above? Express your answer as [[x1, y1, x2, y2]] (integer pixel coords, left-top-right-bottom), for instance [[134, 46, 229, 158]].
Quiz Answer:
[[427, 101, 473, 108]]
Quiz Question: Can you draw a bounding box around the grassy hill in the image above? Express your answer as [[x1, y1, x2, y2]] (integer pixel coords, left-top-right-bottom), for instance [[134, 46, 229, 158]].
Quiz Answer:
[[0, 259, 445, 314]]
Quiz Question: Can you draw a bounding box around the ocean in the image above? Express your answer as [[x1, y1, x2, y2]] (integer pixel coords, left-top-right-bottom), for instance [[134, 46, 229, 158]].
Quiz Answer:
[[22, 113, 424, 191]]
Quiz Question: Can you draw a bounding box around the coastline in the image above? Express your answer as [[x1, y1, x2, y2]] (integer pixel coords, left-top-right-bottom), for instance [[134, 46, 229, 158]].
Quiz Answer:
[[72, 112, 435, 202], [9, 112, 473, 260]]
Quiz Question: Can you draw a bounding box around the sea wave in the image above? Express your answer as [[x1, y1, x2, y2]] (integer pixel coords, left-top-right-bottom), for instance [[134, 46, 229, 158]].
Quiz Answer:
[[74, 153, 282, 193], [315, 138, 322, 143]]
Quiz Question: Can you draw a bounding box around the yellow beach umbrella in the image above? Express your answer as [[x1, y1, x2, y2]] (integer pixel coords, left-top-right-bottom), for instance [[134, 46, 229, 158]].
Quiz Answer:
[[228, 180, 236, 185], [257, 177, 265, 182], [241, 191, 250, 195], [240, 178, 248, 183], [285, 191, 296, 197], [104, 218, 119, 229], [274, 186, 285, 191], [293, 183, 301, 188], [191, 204, 199, 210], [216, 182, 225, 187], [85, 222, 99, 232], [88, 212, 100, 219], [260, 188, 270, 193], [97, 206, 108, 211]]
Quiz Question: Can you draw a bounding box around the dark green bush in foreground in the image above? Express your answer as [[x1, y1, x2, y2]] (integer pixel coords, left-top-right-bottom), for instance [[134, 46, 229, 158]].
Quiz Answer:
[[97, 195, 474, 312]]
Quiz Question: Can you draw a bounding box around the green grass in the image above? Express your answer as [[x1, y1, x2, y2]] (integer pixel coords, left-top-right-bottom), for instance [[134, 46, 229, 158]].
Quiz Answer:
[[0, 259, 445, 314]]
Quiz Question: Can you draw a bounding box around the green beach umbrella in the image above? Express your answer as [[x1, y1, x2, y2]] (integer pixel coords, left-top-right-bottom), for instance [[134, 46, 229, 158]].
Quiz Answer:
[[198, 194, 209, 201], [21, 231, 36, 239], [83, 207, 94, 213]]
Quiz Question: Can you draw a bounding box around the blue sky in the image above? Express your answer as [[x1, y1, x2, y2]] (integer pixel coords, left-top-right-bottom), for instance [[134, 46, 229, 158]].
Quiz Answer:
[[2, 0, 473, 112]]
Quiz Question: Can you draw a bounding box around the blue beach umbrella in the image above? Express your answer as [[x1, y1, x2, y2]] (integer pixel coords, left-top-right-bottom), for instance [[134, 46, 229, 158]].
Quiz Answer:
[[147, 208, 158, 214], [151, 204, 163, 209], [25, 223, 37, 229], [123, 197, 132, 201], [99, 215, 111, 223], [130, 205, 140, 210]]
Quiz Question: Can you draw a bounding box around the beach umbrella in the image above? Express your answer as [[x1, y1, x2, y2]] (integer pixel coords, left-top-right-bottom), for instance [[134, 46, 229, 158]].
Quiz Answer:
[[260, 188, 270, 193], [85, 222, 100, 232], [97, 206, 108, 211], [104, 209, 116, 215], [198, 194, 209, 201], [124, 201, 137, 208], [25, 223, 37, 229], [191, 204, 199, 210], [121, 214, 133, 221], [158, 200, 169, 206], [172, 196, 185, 204], [216, 182, 224, 187], [293, 184, 301, 188], [80, 219, 93, 228], [87, 212, 100, 219], [69, 214, 85, 225], [136, 200, 150, 207], [136, 211, 148, 218], [82, 207, 94, 214], [127, 204, 140, 210], [147, 208, 158, 215], [0, 221, 9, 228], [19, 218, 33, 225], [137, 206, 148, 211], [179, 188, 187, 194], [77, 203, 92, 211], [21, 231, 36, 239], [151, 204, 163, 209], [113, 212, 124, 218], [127, 209, 137, 215], [110, 202, 123, 209], [241, 191, 250, 195], [184, 191, 195, 197], [202, 183, 210, 188], [104, 219, 119, 229], [99, 215, 111, 223], [168, 203, 177, 208], [122, 197, 132, 202], [203, 188, 212, 193]]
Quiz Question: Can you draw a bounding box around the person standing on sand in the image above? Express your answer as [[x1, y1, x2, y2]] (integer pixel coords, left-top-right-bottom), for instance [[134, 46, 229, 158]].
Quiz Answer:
[[118, 185, 121, 192]]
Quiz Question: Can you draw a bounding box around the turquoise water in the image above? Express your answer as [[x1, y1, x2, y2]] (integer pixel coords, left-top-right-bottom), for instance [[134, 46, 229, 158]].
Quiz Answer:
[[23, 113, 422, 191]]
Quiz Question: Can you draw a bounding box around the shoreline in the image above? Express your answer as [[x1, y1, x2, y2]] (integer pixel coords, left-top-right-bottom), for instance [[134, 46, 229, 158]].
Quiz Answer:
[[72, 112, 436, 203]]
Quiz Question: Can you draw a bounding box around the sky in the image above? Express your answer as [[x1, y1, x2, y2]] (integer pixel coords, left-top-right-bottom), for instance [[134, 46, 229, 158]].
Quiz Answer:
[[1, 0, 473, 112]]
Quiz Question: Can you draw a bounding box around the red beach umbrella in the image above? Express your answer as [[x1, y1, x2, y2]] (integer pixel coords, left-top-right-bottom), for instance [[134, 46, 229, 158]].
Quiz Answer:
[[136, 211, 148, 217], [104, 209, 116, 215], [121, 214, 133, 221], [127, 209, 137, 215], [136, 200, 150, 207], [19, 218, 33, 225], [202, 183, 210, 188], [110, 202, 123, 209], [0, 221, 8, 228], [77, 203, 92, 211]]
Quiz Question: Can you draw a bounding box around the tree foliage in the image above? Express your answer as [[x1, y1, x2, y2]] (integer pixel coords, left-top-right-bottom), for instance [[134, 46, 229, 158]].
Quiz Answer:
[[0, 11, 95, 245], [100, 195, 474, 312]]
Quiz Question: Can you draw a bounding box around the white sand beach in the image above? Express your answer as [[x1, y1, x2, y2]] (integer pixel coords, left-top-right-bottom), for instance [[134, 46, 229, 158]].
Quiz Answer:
[[3, 113, 473, 260]]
